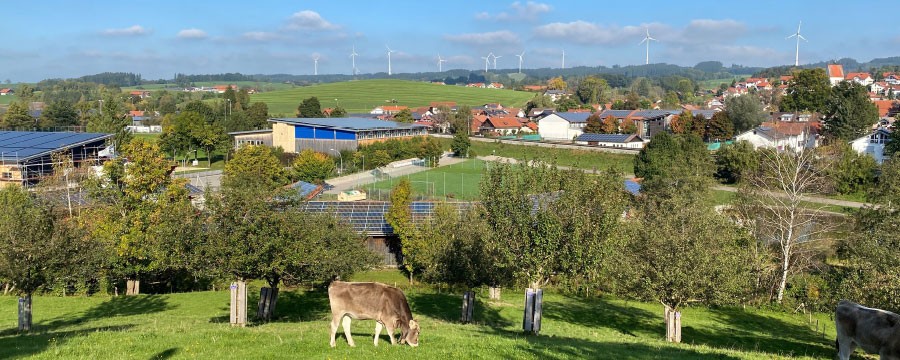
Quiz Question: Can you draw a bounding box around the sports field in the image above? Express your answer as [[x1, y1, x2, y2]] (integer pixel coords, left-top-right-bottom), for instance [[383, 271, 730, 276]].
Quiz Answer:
[[367, 159, 487, 200], [436, 139, 636, 175], [250, 79, 536, 115]]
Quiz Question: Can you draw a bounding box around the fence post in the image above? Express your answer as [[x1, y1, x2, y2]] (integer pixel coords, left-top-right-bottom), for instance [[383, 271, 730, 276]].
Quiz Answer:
[[523, 288, 535, 333], [230, 280, 247, 326], [461, 291, 474, 323]]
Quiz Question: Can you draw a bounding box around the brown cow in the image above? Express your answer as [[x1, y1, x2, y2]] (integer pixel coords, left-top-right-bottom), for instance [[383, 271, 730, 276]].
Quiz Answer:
[[835, 300, 900, 360], [328, 281, 420, 347]]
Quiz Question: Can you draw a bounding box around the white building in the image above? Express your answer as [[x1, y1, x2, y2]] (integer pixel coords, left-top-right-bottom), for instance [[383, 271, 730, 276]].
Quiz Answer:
[[575, 133, 645, 149], [849, 128, 891, 164], [827, 64, 845, 86], [735, 122, 818, 151], [537, 112, 591, 141]]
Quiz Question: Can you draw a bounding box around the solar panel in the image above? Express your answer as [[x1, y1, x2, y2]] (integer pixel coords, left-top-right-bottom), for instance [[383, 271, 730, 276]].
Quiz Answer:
[[300, 201, 470, 236], [0, 131, 111, 162], [576, 133, 632, 143]]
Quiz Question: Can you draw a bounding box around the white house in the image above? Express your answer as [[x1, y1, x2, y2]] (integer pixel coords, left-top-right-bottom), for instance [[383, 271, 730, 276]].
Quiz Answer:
[[827, 64, 845, 86], [537, 112, 591, 141], [845, 72, 874, 86], [544, 90, 567, 101], [736, 122, 818, 151], [850, 128, 891, 164]]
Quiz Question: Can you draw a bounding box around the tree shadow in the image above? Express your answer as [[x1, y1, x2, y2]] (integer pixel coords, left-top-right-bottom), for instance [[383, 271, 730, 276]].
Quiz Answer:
[[39, 295, 173, 331], [543, 295, 658, 337], [0, 324, 135, 359], [407, 292, 511, 327], [208, 289, 333, 325], [147, 347, 179, 360], [681, 307, 834, 358]]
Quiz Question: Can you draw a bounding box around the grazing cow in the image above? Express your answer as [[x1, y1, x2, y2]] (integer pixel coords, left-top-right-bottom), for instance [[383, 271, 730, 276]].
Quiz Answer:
[[328, 281, 420, 347], [835, 300, 900, 360]]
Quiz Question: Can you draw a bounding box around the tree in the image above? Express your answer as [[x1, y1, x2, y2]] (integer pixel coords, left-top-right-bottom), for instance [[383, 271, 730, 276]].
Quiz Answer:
[[780, 68, 831, 113], [715, 141, 758, 184], [706, 111, 734, 140], [525, 94, 555, 114], [0, 101, 34, 129], [449, 105, 472, 134], [600, 116, 618, 134], [292, 149, 336, 184], [159, 112, 200, 161], [575, 76, 611, 104], [0, 186, 89, 331], [622, 91, 642, 110], [368, 149, 392, 168], [393, 108, 414, 123], [582, 113, 603, 133], [330, 106, 347, 118], [823, 81, 878, 141], [245, 102, 270, 130], [621, 117, 637, 134], [386, 179, 417, 282], [222, 86, 237, 110], [615, 193, 751, 342], [547, 77, 567, 90], [297, 97, 324, 118], [182, 100, 217, 123], [192, 122, 228, 168], [223, 145, 288, 191], [819, 142, 877, 195], [633, 132, 714, 198], [87, 94, 132, 150], [39, 100, 78, 128], [450, 131, 471, 157], [662, 90, 680, 108], [415, 136, 442, 167], [737, 149, 833, 304], [725, 94, 768, 133]]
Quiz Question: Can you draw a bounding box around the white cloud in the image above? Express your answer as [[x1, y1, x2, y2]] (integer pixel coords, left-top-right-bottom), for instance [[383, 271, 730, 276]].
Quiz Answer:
[[177, 28, 207, 39], [101, 25, 148, 36], [286, 10, 339, 30], [533, 21, 655, 45], [444, 30, 520, 46], [477, 1, 551, 21]]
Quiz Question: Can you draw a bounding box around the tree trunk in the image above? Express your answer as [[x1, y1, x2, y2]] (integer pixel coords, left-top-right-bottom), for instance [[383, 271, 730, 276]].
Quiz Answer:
[[257, 287, 279, 322], [126, 279, 140, 296], [664, 306, 682, 343], [230, 280, 247, 327], [18, 293, 32, 332], [776, 242, 792, 303]]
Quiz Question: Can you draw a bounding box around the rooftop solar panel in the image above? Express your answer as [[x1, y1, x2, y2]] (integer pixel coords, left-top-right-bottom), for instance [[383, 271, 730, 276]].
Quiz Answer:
[[576, 133, 634, 143], [0, 131, 112, 162]]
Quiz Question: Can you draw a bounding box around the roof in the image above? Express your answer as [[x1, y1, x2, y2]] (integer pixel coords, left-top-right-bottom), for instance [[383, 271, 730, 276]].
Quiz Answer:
[[754, 121, 819, 138], [874, 100, 898, 117], [0, 131, 112, 162], [552, 112, 593, 123], [845, 72, 871, 80], [827, 64, 845, 78], [575, 133, 641, 143], [299, 201, 470, 236], [292, 180, 324, 200], [228, 129, 273, 136], [268, 118, 425, 132], [483, 116, 522, 129], [382, 105, 408, 112]]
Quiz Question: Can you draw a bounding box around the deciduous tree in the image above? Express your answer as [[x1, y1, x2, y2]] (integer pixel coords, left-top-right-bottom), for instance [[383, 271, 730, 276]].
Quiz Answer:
[[297, 97, 324, 118], [780, 68, 831, 113], [725, 94, 768, 133], [823, 81, 878, 141], [393, 108, 414, 123], [292, 149, 336, 184], [707, 111, 734, 140], [582, 113, 603, 134]]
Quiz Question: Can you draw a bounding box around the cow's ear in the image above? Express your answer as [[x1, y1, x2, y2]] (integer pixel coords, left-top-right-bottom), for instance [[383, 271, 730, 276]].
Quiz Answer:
[[409, 320, 419, 329]]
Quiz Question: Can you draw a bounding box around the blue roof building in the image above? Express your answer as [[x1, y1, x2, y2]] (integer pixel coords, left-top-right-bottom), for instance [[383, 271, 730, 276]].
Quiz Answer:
[[0, 131, 112, 186], [269, 117, 427, 153]]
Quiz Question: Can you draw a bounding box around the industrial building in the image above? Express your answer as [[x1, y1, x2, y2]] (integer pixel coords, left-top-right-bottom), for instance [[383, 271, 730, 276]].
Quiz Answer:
[[269, 117, 427, 153], [0, 131, 112, 187]]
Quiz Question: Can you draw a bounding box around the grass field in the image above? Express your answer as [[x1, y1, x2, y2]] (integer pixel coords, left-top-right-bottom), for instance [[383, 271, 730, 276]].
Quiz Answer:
[[0, 94, 17, 105], [122, 81, 296, 93], [368, 159, 487, 200], [0, 269, 838, 359], [250, 79, 536, 115], [131, 133, 226, 172], [444, 139, 636, 175]]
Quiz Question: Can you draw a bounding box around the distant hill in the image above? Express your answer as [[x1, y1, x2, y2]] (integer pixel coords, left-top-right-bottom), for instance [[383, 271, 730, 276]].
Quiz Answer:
[[250, 79, 537, 115]]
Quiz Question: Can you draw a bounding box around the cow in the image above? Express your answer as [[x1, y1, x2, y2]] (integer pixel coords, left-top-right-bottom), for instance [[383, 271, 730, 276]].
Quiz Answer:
[[835, 300, 900, 360], [328, 281, 420, 347]]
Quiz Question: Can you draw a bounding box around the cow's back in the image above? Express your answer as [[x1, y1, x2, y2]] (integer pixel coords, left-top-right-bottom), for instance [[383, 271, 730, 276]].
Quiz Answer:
[[328, 281, 412, 324], [836, 300, 900, 357]]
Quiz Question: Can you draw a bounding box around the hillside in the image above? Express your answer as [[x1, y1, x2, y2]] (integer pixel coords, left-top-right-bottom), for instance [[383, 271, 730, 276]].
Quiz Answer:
[[250, 79, 537, 115]]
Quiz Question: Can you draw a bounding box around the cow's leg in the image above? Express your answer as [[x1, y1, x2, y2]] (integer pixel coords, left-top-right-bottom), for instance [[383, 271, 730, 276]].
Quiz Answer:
[[342, 316, 355, 347], [385, 325, 397, 345], [374, 322, 383, 346], [836, 336, 855, 360], [329, 314, 340, 348]]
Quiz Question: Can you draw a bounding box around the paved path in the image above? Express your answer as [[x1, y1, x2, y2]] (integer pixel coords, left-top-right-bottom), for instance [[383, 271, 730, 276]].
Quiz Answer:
[[324, 155, 467, 194], [712, 185, 869, 209], [173, 170, 223, 191]]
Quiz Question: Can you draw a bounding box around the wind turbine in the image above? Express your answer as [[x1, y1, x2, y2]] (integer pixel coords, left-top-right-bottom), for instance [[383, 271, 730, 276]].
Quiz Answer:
[[437, 54, 447, 72], [493, 55, 502, 69], [515, 51, 525, 73], [313, 55, 320, 76], [639, 28, 657, 65], [481, 52, 493, 73], [561, 50, 565, 69], [349, 46, 358, 75], [386, 45, 396, 75], [786, 21, 807, 67]]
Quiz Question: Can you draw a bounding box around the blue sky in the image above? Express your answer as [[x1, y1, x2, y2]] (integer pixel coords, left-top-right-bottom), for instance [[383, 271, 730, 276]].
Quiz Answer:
[[1, 0, 897, 82]]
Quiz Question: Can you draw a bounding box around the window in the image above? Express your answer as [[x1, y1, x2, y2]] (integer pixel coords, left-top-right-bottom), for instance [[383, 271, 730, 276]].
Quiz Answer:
[[1, 172, 11, 179]]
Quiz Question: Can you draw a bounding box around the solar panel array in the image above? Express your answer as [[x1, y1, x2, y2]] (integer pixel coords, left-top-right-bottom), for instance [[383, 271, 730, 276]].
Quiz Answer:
[[300, 201, 471, 236], [292, 181, 320, 198], [576, 133, 633, 143], [0, 131, 111, 162]]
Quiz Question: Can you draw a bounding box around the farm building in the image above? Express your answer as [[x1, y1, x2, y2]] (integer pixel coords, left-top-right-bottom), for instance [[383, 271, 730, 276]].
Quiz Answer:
[[269, 117, 427, 153], [0, 131, 112, 187]]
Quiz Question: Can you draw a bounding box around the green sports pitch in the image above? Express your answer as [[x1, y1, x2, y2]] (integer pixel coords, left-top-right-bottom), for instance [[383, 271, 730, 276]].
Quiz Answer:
[[366, 159, 487, 200]]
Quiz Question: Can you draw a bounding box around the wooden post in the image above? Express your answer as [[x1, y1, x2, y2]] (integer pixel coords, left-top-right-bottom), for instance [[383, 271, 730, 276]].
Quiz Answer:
[[126, 279, 140, 296], [523, 288, 535, 333], [532, 289, 543, 335], [18, 294, 32, 332], [230, 280, 247, 326], [489, 286, 501, 300], [257, 287, 279, 321], [460, 291, 475, 323]]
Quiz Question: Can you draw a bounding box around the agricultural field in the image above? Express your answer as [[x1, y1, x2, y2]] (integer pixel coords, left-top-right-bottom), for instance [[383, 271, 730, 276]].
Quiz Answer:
[[0, 94, 17, 105], [250, 79, 536, 115], [0, 269, 837, 359], [122, 81, 296, 93]]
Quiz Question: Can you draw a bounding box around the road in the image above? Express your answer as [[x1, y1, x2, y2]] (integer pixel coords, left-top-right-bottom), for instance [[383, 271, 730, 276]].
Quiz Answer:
[[712, 185, 869, 209]]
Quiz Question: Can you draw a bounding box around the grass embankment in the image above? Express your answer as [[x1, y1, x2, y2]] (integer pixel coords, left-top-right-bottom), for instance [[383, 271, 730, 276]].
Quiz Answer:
[[251, 79, 536, 115], [0, 269, 837, 359], [0, 94, 16, 105]]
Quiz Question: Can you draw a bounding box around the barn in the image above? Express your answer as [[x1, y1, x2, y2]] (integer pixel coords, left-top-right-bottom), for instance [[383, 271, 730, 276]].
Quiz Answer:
[[0, 131, 112, 187]]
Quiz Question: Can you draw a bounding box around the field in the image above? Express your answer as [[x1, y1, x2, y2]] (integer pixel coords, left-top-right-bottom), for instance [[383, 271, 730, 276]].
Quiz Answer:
[[368, 159, 488, 200], [0, 269, 838, 359], [122, 81, 297, 93], [442, 139, 636, 175], [131, 133, 226, 172], [250, 79, 537, 115], [0, 94, 17, 105]]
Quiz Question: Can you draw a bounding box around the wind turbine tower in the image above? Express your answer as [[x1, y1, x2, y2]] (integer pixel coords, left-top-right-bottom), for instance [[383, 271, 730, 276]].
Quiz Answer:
[[349, 46, 359, 75], [386, 45, 396, 75], [493, 55, 502, 69], [515, 51, 525, 73], [437, 54, 447, 72], [481, 52, 493, 73], [639, 28, 658, 65], [786, 21, 807, 67], [313, 55, 320, 76]]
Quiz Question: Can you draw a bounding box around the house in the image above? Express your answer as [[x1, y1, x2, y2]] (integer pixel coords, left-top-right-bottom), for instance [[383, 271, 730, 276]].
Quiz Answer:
[[849, 128, 890, 164], [128, 110, 146, 125], [523, 122, 538, 133], [487, 82, 505, 89], [129, 90, 151, 99], [871, 82, 887, 95], [480, 116, 522, 135], [544, 89, 567, 101], [574, 133, 645, 149], [845, 72, 873, 86], [471, 115, 486, 134], [213, 84, 238, 93], [873, 100, 900, 118], [537, 112, 592, 140], [827, 64, 845, 86], [230, 129, 275, 149], [779, 75, 793, 85], [771, 112, 819, 122], [0, 88, 13, 96], [466, 83, 485, 88], [528, 108, 554, 120], [735, 121, 819, 151], [381, 105, 408, 115], [884, 73, 900, 85], [268, 117, 427, 153]]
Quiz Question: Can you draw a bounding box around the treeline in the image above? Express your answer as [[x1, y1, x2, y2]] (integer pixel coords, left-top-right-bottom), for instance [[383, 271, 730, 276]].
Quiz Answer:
[[78, 72, 142, 87]]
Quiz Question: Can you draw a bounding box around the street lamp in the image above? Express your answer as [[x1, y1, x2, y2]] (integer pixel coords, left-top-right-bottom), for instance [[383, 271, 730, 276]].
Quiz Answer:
[[329, 148, 343, 174], [334, 98, 339, 108]]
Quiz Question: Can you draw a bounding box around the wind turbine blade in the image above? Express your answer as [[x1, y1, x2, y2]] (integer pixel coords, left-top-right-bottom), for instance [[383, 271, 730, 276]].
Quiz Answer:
[[786, 34, 796, 39], [797, 21, 802, 33], [798, 34, 807, 41], [639, 38, 647, 45]]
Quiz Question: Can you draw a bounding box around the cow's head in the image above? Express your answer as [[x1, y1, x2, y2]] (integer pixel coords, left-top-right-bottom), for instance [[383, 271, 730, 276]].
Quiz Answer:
[[403, 319, 420, 347]]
